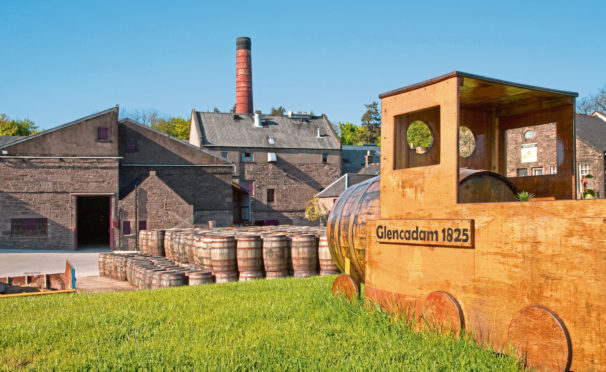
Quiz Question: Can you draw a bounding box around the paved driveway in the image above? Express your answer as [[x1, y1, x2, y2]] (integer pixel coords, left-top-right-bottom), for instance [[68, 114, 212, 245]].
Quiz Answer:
[[0, 248, 108, 278]]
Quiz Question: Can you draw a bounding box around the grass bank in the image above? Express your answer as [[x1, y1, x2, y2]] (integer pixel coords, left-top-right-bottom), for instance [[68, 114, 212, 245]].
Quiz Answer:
[[0, 276, 521, 371]]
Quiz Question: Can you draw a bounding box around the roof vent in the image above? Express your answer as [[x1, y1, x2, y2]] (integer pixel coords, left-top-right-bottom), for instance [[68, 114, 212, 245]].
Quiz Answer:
[[288, 110, 312, 119], [268, 136, 275, 145], [254, 111, 262, 127], [317, 128, 321, 138]]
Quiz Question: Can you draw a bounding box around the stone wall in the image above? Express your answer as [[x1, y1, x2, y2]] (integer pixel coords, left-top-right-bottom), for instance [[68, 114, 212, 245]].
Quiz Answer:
[[0, 158, 119, 250], [119, 166, 233, 226], [118, 171, 194, 251]]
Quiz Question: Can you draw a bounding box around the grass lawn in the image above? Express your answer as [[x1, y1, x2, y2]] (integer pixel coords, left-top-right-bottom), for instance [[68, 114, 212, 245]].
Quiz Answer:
[[0, 276, 522, 371]]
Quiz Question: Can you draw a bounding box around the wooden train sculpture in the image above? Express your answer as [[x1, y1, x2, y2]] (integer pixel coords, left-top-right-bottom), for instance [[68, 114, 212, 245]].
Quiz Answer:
[[327, 72, 606, 372]]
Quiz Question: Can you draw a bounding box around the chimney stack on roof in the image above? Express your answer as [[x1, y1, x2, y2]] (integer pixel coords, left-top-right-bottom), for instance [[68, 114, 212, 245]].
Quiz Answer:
[[236, 37, 253, 114]]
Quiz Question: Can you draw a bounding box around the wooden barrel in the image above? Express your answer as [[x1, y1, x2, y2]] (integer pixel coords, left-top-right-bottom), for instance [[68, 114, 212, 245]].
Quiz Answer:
[[184, 233, 195, 264], [187, 271, 214, 285], [237, 235, 264, 281], [318, 235, 339, 275], [210, 236, 238, 283], [327, 176, 380, 284], [291, 234, 318, 278], [164, 230, 175, 260], [98, 253, 109, 277], [160, 271, 185, 287], [327, 170, 519, 284], [263, 234, 289, 279], [192, 234, 205, 268], [138, 230, 148, 253], [151, 270, 165, 289], [458, 168, 519, 203], [149, 230, 165, 257], [202, 236, 214, 272]]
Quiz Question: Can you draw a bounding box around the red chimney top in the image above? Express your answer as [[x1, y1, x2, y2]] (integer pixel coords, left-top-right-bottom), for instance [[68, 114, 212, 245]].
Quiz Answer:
[[235, 37, 253, 114]]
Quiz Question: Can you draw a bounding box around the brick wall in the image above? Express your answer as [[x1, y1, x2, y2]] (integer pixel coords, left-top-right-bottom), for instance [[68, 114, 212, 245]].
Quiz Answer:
[[0, 158, 119, 250], [506, 123, 557, 177], [505, 122, 605, 198], [576, 138, 604, 198]]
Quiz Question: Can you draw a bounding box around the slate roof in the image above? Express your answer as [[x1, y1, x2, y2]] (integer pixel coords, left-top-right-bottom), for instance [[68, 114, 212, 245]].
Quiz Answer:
[[341, 144, 380, 174], [576, 113, 606, 151], [193, 112, 340, 150], [317, 173, 376, 198], [357, 163, 380, 176], [0, 136, 25, 147]]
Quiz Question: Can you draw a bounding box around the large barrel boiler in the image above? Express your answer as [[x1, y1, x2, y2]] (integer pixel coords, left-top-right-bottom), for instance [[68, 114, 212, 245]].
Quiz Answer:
[[327, 169, 518, 284]]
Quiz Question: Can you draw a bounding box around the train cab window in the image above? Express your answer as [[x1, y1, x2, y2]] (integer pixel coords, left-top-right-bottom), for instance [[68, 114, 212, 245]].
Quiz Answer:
[[458, 126, 476, 158], [394, 106, 440, 169]]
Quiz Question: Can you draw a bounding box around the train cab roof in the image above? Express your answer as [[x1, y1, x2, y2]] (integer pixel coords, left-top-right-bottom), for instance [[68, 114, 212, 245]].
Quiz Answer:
[[379, 71, 579, 210]]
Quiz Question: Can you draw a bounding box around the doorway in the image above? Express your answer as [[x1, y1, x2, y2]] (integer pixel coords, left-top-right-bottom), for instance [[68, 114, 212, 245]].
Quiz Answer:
[[76, 196, 110, 249]]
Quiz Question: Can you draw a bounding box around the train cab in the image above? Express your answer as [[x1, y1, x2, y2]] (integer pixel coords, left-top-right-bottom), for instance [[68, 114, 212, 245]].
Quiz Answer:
[[328, 72, 606, 371]]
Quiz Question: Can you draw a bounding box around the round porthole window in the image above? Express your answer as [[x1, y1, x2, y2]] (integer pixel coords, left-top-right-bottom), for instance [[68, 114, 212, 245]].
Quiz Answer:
[[459, 126, 476, 158], [407, 120, 433, 155], [524, 129, 535, 140]]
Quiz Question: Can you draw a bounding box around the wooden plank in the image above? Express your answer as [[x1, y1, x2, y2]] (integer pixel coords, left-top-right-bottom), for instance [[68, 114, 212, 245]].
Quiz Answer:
[[0, 289, 76, 299], [374, 219, 474, 248]]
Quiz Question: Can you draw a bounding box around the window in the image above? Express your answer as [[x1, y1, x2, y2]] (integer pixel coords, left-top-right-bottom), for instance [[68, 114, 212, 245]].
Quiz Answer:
[[123, 221, 131, 235], [517, 168, 528, 177], [524, 130, 535, 140], [532, 167, 543, 176], [138, 221, 147, 231], [322, 153, 328, 163], [97, 127, 109, 141], [550, 166, 557, 175], [579, 163, 591, 177], [221, 152, 228, 158], [11, 218, 47, 237], [241, 152, 253, 162], [125, 139, 137, 152], [394, 106, 440, 170], [267, 188, 275, 203]]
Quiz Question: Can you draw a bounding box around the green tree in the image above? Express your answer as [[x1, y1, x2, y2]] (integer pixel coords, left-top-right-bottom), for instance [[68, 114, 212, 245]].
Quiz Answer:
[[151, 117, 190, 140], [360, 101, 381, 144], [270, 106, 286, 116], [230, 104, 236, 113], [578, 85, 606, 114], [305, 196, 330, 226], [0, 114, 39, 136], [406, 121, 433, 149], [338, 122, 364, 145]]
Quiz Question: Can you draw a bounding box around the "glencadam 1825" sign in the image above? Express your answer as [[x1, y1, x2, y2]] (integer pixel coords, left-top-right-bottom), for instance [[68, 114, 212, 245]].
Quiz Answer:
[[374, 219, 474, 248]]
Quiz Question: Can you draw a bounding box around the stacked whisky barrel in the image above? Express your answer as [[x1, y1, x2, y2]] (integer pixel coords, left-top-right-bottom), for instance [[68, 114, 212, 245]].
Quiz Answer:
[[100, 225, 340, 290]]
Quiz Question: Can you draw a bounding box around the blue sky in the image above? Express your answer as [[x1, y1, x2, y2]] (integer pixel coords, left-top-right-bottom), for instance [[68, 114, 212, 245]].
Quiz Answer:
[[2, 0, 605, 130]]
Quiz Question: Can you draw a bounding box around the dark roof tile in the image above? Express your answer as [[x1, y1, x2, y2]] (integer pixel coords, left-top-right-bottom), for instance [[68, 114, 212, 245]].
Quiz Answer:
[[195, 112, 340, 150]]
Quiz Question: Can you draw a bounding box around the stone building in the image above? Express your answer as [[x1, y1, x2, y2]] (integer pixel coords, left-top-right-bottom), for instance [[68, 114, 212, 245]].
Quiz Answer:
[[505, 113, 606, 198], [189, 111, 341, 225], [0, 108, 233, 250], [188, 37, 342, 225]]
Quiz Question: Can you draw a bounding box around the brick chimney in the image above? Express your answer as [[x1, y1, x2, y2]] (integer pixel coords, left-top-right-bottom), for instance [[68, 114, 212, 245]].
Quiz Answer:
[[236, 37, 253, 114]]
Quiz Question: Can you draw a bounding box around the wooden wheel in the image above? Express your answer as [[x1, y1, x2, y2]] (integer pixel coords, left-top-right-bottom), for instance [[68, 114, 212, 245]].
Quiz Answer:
[[507, 306, 572, 372], [421, 291, 464, 335], [331, 274, 359, 302]]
